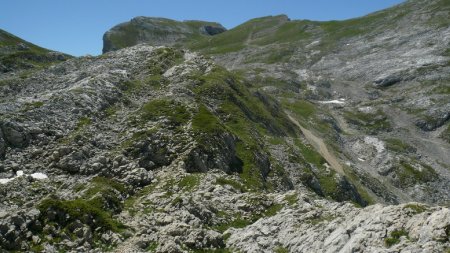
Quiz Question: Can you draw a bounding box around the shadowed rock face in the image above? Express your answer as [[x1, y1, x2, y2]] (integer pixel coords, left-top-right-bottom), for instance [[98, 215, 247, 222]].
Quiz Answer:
[[0, 121, 30, 148], [102, 17, 226, 53]]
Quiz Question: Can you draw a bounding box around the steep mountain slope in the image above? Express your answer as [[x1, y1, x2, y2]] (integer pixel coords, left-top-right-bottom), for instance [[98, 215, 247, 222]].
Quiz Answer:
[[103, 17, 226, 53], [100, 0, 450, 205], [0, 44, 448, 252], [0, 29, 70, 73], [0, 43, 380, 250]]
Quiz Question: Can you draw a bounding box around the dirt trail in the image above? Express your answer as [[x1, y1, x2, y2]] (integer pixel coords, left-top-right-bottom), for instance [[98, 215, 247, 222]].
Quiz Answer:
[[287, 113, 345, 175]]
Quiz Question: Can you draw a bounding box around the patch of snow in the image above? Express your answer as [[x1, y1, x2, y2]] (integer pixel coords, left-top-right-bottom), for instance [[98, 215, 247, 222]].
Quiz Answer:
[[305, 40, 320, 49], [0, 178, 14, 184], [358, 106, 375, 113], [318, 99, 346, 105], [0, 171, 49, 185], [30, 173, 48, 180]]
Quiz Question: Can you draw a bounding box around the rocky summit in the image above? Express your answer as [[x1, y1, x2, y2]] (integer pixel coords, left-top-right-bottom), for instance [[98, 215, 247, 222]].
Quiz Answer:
[[1, 0, 450, 252], [103, 17, 226, 54]]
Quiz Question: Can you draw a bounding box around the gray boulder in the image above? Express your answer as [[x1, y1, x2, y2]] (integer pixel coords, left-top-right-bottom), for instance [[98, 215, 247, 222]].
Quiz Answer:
[[0, 121, 30, 149]]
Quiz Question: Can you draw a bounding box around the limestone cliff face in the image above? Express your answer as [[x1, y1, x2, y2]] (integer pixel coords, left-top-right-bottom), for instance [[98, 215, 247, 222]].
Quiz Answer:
[[102, 17, 226, 53]]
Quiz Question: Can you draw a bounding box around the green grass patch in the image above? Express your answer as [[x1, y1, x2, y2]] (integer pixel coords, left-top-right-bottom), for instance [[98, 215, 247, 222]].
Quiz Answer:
[[38, 198, 125, 232], [384, 138, 415, 153], [124, 182, 158, 215], [430, 85, 450, 94], [215, 177, 247, 192], [189, 68, 296, 190], [39, 176, 127, 228], [441, 124, 450, 143], [344, 109, 391, 134], [308, 214, 336, 225], [141, 99, 190, 126], [104, 105, 119, 117], [264, 203, 283, 217], [213, 202, 283, 233], [404, 203, 428, 214], [395, 160, 438, 187], [190, 248, 233, 253], [147, 47, 184, 75], [282, 99, 316, 119], [385, 229, 409, 247], [145, 242, 158, 252], [35, 177, 128, 250], [22, 101, 44, 111], [274, 247, 289, 253], [76, 116, 92, 130], [192, 104, 223, 133], [178, 174, 201, 191], [214, 215, 254, 233], [284, 193, 298, 206], [294, 138, 326, 167]]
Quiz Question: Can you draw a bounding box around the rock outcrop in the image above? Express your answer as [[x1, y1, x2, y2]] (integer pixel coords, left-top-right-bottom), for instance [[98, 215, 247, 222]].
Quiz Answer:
[[102, 17, 226, 53]]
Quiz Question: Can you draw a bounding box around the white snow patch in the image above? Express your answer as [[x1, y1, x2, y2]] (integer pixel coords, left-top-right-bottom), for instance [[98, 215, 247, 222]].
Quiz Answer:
[[0, 171, 49, 185], [364, 136, 385, 153], [31, 173, 48, 180], [358, 106, 375, 114], [306, 40, 320, 49], [318, 99, 346, 105], [0, 178, 14, 184]]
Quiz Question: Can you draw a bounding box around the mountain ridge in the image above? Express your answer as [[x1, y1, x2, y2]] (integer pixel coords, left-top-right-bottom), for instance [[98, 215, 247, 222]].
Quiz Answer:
[[0, 28, 71, 73], [102, 17, 227, 53]]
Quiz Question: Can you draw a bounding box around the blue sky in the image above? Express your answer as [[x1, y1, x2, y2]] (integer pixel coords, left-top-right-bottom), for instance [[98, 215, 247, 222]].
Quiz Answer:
[[1, 0, 404, 56]]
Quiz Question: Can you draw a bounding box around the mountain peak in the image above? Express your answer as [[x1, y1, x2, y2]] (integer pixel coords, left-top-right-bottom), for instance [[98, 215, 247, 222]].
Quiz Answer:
[[102, 17, 226, 53]]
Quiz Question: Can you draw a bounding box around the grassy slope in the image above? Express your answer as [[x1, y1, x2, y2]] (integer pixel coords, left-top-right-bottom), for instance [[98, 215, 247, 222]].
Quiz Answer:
[[188, 0, 449, 59], [0, 29, 71, 71]]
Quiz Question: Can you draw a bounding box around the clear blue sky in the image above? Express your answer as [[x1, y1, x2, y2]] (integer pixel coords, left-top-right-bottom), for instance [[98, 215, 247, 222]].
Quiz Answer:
[[0, 0, 404, 56]]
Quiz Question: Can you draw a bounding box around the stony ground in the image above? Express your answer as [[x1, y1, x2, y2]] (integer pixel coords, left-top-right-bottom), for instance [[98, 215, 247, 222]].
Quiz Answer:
[[0, 44, 448, 252]]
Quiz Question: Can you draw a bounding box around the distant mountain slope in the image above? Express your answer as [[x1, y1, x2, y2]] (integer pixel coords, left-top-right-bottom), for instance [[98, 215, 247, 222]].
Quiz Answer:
[[100, 0, 450, 205], [102, 17, 226, 53], [0, 29, 70, 73]]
